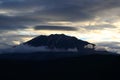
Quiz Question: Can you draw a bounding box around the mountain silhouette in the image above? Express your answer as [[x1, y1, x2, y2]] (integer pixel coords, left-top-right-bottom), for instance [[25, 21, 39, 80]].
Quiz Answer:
[[24, 34, 96, 51], [0, 34, 119, 79]]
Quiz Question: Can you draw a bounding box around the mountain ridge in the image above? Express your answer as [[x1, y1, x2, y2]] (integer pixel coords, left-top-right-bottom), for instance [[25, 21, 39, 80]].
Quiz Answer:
[[23, 34, 96, 51]]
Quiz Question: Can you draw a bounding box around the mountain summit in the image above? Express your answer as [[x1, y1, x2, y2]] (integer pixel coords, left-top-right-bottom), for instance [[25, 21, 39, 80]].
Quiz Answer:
[[23, 34, 95, 51]]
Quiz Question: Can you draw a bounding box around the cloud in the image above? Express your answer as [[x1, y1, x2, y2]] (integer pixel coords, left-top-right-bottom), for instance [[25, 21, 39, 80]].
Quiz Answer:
[[0, 0, 120, 29], [2, 44, 77, 53], [5, 44, 51, 53], [1, 0, 120, 22], [0, 25, 26, 30], [34, 25, 78, 31], [96, 42, 120, 54], [0, 34, 35, 49], [81, 24, 116, 30], [0, 0, 120, 50], [96, 42, 120, 50], [0, 0, 119, 32], [0, 15, 43, 26], [0, 44, 79, 59]]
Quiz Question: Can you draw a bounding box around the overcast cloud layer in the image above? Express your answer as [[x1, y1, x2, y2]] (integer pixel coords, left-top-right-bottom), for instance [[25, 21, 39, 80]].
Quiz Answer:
[[0, 0, 120, 53]]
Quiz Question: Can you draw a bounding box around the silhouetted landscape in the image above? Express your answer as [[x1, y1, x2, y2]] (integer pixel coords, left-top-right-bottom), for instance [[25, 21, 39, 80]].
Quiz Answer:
[[1, 0, 120, 79], [0, 34, 119, 80]]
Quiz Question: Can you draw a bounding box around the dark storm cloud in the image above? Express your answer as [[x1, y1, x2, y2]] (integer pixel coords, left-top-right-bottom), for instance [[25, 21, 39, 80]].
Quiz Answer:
[[0, 25, 26, 30], [34, 25, 77, 31], [0, 15, 43, 25], [0, 0, 120, 31], [0, 15, 28, 30], [1, 0, 120, 22]]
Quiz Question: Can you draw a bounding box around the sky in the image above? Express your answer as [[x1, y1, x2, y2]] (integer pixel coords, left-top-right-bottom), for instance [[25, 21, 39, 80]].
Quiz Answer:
[[0, 0, 120, 53]]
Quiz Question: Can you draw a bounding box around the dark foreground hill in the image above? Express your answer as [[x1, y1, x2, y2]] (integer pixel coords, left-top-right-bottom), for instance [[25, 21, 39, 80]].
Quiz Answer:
[[0, 51, 119, 80]]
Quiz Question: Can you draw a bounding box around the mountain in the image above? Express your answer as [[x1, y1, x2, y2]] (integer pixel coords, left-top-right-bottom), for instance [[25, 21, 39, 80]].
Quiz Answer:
[[23, 34, 96, 52], [0, 34, 119, 79], [2, 34, 116, 59]]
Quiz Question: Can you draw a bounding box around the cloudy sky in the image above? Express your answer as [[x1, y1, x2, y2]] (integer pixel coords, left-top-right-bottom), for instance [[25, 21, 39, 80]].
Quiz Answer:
[[0, 0, 120, 52]]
